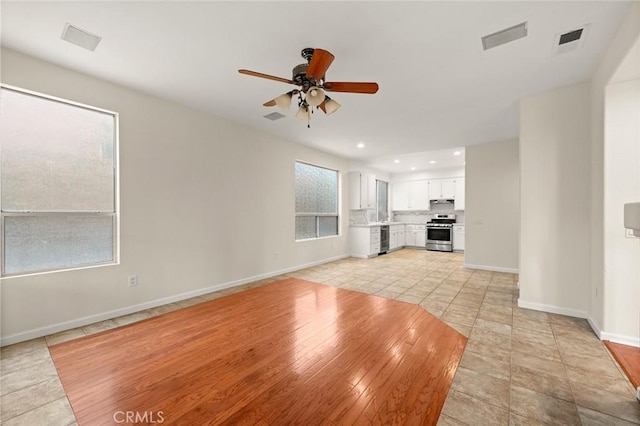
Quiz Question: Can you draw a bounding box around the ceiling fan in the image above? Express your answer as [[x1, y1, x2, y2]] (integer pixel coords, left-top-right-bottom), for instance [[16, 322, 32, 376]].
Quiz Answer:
[[238, 48, 379, 127]]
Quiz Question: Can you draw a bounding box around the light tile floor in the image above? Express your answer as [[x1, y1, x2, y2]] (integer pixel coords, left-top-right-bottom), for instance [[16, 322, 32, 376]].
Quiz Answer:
[[1, 249, 638, 425]]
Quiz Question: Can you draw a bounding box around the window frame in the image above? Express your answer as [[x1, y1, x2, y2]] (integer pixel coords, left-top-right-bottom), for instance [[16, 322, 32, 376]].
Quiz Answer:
[[0, 84, 120, 278], [294, 160, 340, 241]]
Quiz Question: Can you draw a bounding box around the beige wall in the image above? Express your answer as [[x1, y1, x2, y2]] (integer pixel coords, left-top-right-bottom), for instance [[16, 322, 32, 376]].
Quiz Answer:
[[519, 82, 591, 317], [603, 78, 640, 344], [464, 139, 519, 273], [589, 2, 640, 344], [0, 48, 351, 344]]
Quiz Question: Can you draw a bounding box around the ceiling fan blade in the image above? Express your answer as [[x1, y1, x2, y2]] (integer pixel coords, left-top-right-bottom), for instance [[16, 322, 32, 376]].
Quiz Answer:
[[324, 82, 379, 94], [238, 69, 294, 85], [306, 49, 335, 81], [263, 99, 277, 107]]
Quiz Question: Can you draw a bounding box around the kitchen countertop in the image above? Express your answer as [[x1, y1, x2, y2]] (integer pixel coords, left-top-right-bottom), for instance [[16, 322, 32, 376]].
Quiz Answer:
[[350, 222, 425, 228], [350, 221, 465, 228]]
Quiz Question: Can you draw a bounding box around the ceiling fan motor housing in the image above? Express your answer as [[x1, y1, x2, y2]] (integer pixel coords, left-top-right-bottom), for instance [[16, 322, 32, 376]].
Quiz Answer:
[[292, 63, 315, 92]]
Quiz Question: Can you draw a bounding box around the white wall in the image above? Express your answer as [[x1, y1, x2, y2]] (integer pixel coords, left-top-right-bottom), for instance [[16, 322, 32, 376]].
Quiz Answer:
[[464, 140, 519, 273], [603, 78, 640, 344], [519, 83, 591, 317], [590, 2, 640, 345], [0, 48, 351, 344]]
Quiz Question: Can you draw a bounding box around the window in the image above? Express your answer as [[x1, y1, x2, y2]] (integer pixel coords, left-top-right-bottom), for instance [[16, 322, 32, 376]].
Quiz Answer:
[[0, 86, 118, 276], [295, 161, 339, 240], [377, 180, 389, 222]]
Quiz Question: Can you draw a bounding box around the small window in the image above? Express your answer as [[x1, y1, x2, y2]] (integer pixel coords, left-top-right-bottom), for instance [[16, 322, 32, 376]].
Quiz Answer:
[[0, 85, 119, 276], [294, 161, 339, 240]]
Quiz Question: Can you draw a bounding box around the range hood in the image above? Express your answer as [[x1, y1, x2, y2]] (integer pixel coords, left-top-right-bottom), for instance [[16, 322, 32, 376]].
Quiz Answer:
[[431, 199, 454, 204]]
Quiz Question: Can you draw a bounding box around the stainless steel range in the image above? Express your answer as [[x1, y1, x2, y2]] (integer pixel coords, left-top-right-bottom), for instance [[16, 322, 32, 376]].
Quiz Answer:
[[426, 214, 456, 252]]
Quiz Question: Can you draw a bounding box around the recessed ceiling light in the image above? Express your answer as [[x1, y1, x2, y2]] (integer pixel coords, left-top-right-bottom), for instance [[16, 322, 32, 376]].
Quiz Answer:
[[394, 159, 400, 163], [430, 160, 436, 164], [357, 143, 365, 149], [454, 151, 461, 156], [411, 167, 416, 171]]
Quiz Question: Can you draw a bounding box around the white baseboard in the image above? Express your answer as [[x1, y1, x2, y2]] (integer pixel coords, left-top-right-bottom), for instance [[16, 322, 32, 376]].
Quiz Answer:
[[599, 330, 640, 347], [587, 315, 603, 338], [517, 298, 587, 319], [463, 263, 519, 274], [0, 254, 349, 347]]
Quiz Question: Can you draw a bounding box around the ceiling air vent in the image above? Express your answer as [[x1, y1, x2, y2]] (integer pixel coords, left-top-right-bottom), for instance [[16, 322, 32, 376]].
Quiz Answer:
[[264, 112, 285, 121], [61, 23, 102, 51], [554, 24, 590, 55], [559, 29, 583, 45], [481, 22, 528, 51]]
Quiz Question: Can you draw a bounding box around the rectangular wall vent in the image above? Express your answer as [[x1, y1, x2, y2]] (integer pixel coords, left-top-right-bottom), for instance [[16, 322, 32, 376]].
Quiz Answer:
[[481, 22, 528, 51], [264, 112, 285, 121], [61, 23, 102, 51]]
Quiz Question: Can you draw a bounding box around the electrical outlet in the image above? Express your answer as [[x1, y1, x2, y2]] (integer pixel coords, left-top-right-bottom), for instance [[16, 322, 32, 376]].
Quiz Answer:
[[128, 275, 138, 287]]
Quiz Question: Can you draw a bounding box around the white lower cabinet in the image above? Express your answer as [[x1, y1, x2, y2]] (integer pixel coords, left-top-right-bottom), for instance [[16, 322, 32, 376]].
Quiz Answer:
[[349, 226, 381, 258], [404, 225, 426, 248], [389, 224, 405, 251], [453, 225, 465, 251]]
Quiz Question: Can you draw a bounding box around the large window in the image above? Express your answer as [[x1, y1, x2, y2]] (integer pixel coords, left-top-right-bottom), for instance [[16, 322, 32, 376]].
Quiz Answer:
[[295, 161, 339, 240], [0, 86, 118, 276]]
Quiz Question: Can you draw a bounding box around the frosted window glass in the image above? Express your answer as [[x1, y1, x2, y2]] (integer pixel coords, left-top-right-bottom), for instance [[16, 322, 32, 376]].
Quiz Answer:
[[295, 162, 338, 214], [295, 217, 316, 240], [377, 180, 388, 222], [0, 88, 115, 212], [319, 217, 338, 237], [3, 216, 114, 275], [294, 162, 339, 239]]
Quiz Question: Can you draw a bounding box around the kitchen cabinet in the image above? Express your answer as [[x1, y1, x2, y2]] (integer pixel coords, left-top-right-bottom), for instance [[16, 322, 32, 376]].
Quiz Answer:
[[404, 224, 426, 248], [349, 226, 381, 258], [454, 178, 465, 211], [392, 180, 429, 211], [350, 172, 376, 210], [389, 224, 405, 251], [453, 224, 465, 251], [429, 179, 457, 200], [390, 229, 398, 250], [398, 228, 405, 246]]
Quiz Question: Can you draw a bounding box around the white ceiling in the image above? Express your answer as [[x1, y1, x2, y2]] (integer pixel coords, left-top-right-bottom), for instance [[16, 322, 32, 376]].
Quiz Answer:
[[0, 1, 631, 173]]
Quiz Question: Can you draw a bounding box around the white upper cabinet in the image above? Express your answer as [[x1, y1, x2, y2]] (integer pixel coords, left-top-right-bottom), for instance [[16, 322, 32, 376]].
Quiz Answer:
[[429, 178, 456, 199], [454, 178, 465, 210], [392, 180, 429, 211], [350, 172, 376, 210]]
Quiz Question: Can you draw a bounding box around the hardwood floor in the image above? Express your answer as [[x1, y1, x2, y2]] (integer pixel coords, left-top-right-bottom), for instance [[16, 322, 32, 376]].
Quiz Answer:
[[605, 340, 640, 390], [49, 278, 467, 425]]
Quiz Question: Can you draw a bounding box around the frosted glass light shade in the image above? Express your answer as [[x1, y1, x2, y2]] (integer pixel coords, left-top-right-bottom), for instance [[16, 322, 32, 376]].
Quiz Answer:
[[296, 106, 310, 120], [324, 98, 341, 115], [306, 87, 325, 107], [274, 92, 292, 110]]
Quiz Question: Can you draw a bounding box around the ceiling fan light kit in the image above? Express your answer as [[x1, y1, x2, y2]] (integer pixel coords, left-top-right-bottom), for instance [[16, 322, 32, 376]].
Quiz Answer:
[[239, 47, 378, 127]]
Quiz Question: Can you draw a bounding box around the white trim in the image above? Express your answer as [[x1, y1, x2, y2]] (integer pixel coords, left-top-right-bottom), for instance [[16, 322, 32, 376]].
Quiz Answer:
[[517, 298, 587, 318], [599, 330, 640, 347], [587, 315, 603, 338], [0, 254, 349, 347], [463, 263, 519, 274]]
